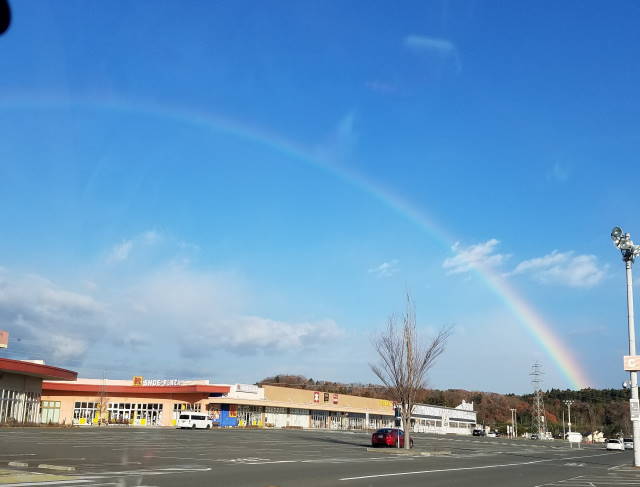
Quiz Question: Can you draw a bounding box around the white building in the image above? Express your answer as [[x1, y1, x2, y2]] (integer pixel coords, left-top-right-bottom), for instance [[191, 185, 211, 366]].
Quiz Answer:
[[412, 400, 476, 435]]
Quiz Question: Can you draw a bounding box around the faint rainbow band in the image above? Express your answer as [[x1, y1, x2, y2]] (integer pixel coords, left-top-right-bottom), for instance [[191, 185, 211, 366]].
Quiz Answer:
[[2, 94, 591, 389]]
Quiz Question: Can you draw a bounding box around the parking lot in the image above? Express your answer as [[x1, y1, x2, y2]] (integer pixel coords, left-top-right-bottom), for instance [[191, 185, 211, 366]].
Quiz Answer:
[[0, 428, 637, 487]]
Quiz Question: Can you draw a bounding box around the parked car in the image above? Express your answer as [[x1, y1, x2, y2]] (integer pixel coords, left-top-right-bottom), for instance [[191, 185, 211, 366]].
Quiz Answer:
[[530, 434, 539, 440], [371, 428, 414, 448], [472, 429, 486, 436], [624, 438, 634, 450], [176, 412, 211, 429], [486, 431, 497, 438], [605, 439, 625, 451]]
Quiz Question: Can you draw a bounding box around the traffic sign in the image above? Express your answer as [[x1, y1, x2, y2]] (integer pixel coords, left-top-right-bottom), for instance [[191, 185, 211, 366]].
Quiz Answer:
[[624, 356, 640, 371]]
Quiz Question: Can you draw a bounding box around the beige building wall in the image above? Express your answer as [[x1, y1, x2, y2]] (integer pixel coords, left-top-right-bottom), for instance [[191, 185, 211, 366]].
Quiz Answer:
[[262, 386, 394, 415], [40, 393, 208, 426]]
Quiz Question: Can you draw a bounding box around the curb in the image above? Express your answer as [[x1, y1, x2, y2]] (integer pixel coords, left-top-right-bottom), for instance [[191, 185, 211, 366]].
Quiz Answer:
[[366, 448, 451, 456], [37, 464, 77, 471]]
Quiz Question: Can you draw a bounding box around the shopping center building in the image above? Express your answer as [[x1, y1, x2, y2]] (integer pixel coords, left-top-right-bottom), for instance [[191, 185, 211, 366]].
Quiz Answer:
[[41, 377, 477, 434], [0, 357, 77, 423]]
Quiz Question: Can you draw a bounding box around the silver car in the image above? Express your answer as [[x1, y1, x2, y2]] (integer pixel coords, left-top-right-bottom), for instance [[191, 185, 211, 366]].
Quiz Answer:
[[624, 438, 634, 450]]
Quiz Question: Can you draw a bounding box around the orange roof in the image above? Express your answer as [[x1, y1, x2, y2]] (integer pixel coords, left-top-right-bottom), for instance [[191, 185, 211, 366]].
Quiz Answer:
[[0, 358, 77, 381], [42, 381, 229, 395]]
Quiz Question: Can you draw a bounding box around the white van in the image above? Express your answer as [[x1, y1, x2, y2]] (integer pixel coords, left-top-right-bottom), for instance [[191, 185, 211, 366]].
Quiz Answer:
[[176, 412, 210, 429]]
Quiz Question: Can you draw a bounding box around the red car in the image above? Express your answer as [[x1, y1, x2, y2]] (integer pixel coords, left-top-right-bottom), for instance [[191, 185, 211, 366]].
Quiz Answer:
[[371, 428, 414, 448]]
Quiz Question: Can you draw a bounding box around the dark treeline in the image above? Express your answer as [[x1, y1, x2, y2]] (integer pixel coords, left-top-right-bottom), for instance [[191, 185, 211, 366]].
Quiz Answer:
[[257, 375, 632, 437]]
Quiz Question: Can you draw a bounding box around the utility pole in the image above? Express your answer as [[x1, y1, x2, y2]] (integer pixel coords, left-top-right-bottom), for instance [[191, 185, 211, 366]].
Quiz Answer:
[[510, 408, 517, 439], [562, 408, 565, 439], [530, 363, 547, 438]]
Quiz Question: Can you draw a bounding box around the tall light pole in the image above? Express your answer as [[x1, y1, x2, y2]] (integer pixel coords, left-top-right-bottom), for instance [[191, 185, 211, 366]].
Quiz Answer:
[[611, 226, 640, 467], [564, 400, 574, 434], [510, 408, 517, 439]]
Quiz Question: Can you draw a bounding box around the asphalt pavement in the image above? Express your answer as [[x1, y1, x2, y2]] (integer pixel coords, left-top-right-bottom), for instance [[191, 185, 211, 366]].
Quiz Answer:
[[0, 427, 637, 487]]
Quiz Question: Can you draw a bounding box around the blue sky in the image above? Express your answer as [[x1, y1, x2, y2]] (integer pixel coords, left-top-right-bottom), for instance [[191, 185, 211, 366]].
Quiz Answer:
[[1, 0, 639, 393]]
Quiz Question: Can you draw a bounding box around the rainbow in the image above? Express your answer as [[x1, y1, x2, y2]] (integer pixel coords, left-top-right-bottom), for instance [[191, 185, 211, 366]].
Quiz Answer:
[[2, 94, 591, 389]]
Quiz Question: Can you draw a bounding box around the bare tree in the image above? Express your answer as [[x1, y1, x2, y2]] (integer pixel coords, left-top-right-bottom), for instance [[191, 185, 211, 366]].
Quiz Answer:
[[370, 295, 452, 449]]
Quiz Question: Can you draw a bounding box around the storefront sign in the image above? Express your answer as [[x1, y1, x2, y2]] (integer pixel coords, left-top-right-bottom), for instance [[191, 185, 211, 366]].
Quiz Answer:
[[332, 394, 338, 405], [624, 356, 640, 371], [132, 376, 144, 386], [313, 391, 320, 403], [324, 393, 330, 403], [142, 379, 184, 386], [236, 384, 260, 393], [0, 330, 8, 349], [228, 405, 237, 418]]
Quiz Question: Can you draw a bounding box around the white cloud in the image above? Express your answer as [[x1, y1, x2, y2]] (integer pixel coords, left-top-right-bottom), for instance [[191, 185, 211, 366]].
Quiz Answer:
[[0, 263, 346, 369], [405, 35, 456, 54], [106, 229, 163, 263], [315, 111, 358, 163], [443, 239, 508, 275], [404, 35, 461, 71], [141, 230, 161, 244], [365, 80, 398, 94], [0, 271, 104, 362], [124, 266, 344, 356], [511, 250, 607, 288], [368, 260, 399, 278], [214, 316, 344, 355], [547, 163, 570, 183], [107, 239, 133, 262]]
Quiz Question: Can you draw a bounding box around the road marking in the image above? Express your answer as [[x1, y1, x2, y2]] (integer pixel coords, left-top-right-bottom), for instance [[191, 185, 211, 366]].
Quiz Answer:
[[245, 460, 298, 465], [0, 481, 90, 487], [75, 466, 213, 478], [535, 474, 640, 487], [339, 451, 618, 481]]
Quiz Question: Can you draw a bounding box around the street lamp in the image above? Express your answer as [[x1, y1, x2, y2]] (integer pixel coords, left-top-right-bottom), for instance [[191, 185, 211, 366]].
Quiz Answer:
[[563, 400, 574, 435], [611, 226, 640, 467]]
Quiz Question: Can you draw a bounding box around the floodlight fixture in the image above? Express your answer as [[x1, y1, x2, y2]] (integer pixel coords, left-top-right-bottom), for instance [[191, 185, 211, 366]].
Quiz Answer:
[[611, 227, 640, 262], [612, 226, 623, 245]]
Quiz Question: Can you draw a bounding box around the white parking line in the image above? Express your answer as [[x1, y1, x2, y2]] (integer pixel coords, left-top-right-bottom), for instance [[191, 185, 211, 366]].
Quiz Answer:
[[0, 481, 91, 487], [339, 451, 618, 481], [245, 460, 298, 465]]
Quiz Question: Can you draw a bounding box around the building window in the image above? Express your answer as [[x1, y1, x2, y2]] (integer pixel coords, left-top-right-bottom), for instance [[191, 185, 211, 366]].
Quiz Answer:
[[40, 400, 61, 424], [73, 402, 99, 424], [238, 405, 263, 427], [107, 402, 163, 425], [0, 389, 41, 423]]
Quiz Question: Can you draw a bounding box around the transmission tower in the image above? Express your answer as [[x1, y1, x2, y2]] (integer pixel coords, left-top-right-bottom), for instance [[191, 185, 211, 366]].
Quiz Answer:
[[530, 362, 547, 437]]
